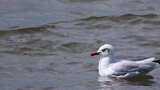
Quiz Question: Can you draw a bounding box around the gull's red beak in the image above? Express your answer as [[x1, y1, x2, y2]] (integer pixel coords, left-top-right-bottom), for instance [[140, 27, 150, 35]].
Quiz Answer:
[[90, 52, 100, 56]]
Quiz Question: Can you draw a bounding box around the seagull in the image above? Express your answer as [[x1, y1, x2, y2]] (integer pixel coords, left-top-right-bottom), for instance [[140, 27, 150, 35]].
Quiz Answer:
[[91, 44, 160, 78]]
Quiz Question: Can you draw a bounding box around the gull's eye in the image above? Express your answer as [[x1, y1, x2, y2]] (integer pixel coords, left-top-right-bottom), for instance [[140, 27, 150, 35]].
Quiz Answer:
[[102, 49, 107, 52], [102, 48, 110, 53]]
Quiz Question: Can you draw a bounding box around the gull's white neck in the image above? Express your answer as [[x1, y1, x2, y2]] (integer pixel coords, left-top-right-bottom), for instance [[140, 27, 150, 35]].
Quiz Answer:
[[98, 55, 116, 76]]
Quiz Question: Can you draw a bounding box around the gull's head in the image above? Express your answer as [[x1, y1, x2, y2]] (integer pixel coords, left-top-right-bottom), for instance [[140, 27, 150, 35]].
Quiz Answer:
[[91, 44, 114, 57]]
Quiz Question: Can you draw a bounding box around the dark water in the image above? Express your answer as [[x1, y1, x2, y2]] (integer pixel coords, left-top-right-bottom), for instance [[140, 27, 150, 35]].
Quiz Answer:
[[0, 0, 160, 90]]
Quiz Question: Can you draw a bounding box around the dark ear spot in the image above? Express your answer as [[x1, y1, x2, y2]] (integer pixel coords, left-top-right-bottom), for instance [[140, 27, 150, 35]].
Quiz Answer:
[[107, 49, 110, 53]]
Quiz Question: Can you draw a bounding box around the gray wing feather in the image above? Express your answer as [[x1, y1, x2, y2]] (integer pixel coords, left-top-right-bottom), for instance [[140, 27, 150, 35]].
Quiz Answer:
[[110, 60, 154, 76]]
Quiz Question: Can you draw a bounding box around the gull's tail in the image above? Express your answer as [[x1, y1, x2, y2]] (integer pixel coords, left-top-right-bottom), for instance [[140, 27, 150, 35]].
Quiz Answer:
[[137, 57, 156, 64], [153, 59, 160, 64], [136, 57, 160, 64]]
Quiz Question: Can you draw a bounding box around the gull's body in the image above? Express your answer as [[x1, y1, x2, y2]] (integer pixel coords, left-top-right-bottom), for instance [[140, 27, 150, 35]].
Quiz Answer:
[[91, 44, 160, 78]]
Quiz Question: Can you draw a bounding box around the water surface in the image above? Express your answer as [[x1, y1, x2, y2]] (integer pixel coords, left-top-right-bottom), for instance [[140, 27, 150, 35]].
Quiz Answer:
[[0, 0, 160, 90]]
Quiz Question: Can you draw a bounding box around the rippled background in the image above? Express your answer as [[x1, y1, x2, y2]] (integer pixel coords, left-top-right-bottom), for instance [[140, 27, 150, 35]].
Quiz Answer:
[[0, 0, 160, 90]]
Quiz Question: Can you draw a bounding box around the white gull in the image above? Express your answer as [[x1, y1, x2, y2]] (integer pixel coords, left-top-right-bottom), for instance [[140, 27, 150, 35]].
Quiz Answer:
[[91, 44, 160, 78]]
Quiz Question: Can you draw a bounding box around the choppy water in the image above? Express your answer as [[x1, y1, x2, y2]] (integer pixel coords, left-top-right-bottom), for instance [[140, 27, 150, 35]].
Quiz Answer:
[[0, 0, 160, 90]]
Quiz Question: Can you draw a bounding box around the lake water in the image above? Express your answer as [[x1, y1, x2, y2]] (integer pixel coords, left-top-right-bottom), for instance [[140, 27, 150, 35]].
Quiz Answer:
[[0, 0, 160, 90]]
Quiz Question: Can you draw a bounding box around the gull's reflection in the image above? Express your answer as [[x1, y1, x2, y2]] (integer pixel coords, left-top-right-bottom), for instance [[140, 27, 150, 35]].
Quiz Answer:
[[98, 76, 115, 90], [124, 75, 155, 86], [98, 75, 155, 90]]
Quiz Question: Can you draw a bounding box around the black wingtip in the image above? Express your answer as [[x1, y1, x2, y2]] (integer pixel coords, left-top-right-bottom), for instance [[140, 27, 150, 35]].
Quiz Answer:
[[153, 59, 160, 64]]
